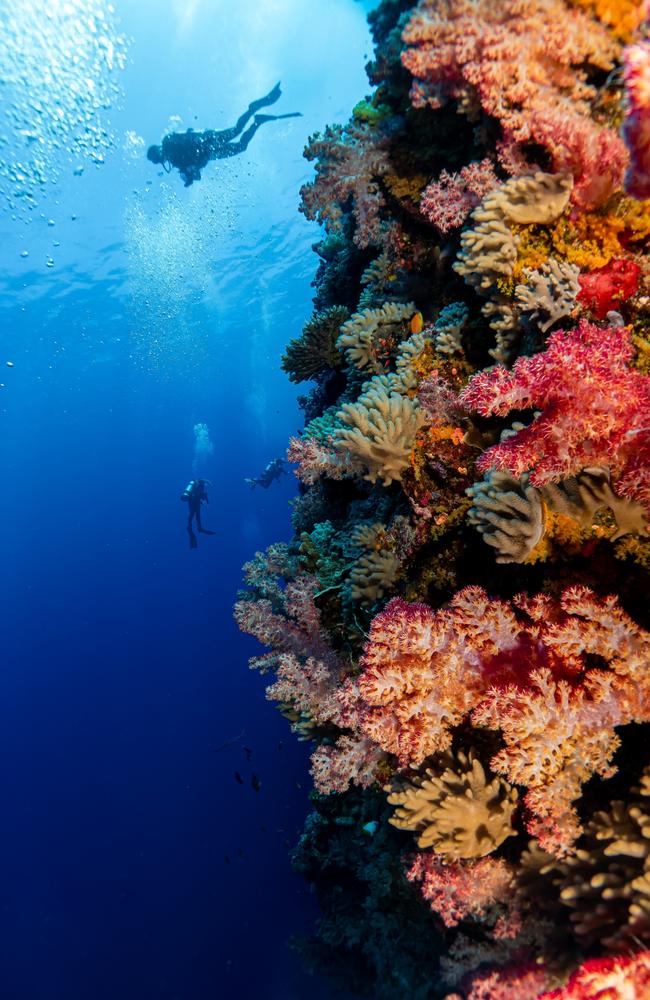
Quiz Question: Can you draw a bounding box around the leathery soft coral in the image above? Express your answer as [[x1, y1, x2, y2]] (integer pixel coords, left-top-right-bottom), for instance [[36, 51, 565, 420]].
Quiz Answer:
[[460, 320, 650, 509]]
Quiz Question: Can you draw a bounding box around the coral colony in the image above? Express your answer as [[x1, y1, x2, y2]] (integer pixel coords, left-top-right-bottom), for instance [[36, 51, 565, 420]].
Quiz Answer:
[[236, 1, 650, 996]]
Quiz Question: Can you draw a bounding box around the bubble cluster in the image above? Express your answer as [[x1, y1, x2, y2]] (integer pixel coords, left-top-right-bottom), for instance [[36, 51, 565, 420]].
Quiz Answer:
[[0, 0, 128, 218]]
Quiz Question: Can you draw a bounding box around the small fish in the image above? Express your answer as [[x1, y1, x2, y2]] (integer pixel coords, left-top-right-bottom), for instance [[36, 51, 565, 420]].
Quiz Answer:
[[362, 821, 379, 836], [260, 825, 267, 833], [277, 741, 283, 751], [410, 311, 424, 335], [224, 854, 231, 865], [243, 746, 253, 761], [295, 782, 302, 790], [251, 773, 262, 792], [234, 772, 244, 785], [237, 848, 245, 859], [213, 731, 244, 753]]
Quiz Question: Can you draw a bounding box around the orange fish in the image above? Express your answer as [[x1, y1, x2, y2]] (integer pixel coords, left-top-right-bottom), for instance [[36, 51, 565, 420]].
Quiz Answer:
[[410, 311, 424, 334]]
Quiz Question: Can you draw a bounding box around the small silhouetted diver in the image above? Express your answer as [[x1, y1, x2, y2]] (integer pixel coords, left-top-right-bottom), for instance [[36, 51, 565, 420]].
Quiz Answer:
[[147, 82, 302, 186], [181, 478, 216, 549], [245, 457, 287, 490]]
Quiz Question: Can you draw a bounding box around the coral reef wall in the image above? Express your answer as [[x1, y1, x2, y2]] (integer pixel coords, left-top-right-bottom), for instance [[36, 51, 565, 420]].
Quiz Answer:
[[236, 1, 650, 996]]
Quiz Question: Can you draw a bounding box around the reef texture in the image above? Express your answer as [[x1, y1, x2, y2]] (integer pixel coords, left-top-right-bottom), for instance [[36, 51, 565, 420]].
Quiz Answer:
[[236, 1, 650, 997]]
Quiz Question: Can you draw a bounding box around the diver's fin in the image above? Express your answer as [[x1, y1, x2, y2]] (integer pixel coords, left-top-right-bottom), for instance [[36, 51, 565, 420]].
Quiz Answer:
[[199, 528, 216, 535], [249, 83, 282, 113], [254, 112, 301, 125]]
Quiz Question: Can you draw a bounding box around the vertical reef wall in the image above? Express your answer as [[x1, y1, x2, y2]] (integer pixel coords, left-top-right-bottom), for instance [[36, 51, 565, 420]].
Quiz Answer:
[[235, 1, 650, 996]]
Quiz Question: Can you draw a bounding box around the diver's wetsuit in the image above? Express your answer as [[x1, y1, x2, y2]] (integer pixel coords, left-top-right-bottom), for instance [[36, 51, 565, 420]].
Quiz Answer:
[[183, 479, 216, 549], [245, 458, 287, 489], [147, 83, 301, 186]]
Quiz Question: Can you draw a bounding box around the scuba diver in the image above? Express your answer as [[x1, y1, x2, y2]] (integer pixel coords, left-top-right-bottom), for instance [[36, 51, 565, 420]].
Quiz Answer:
[[181, 478, 216, 549], [245, 458, 287, 490], [147, 82, 302, 187]]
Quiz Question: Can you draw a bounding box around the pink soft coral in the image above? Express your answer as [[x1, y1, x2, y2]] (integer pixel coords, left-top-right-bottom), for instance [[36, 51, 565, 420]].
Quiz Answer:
[[350, 589, 524, 765], [401, 0, 626, 208], [473, 585, 650, 854], [407, 855, 515, 928], [459, 320, 650, 507], [539, 951, 650, 999], [420, 159, 499, 233], [299, 120, 392, 249], [347, 583, 650, 854], [623, 40, 650, 200]]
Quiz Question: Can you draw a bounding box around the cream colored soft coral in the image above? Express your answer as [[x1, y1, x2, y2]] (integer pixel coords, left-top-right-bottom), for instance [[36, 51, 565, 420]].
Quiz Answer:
[[335, 382, 426, 485], [387, 748, 518, 858], [337, 300, 416, 372]]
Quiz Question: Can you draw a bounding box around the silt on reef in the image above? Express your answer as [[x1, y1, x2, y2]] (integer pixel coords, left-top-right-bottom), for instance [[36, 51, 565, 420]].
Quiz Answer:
[[235, 0, 650, 997]]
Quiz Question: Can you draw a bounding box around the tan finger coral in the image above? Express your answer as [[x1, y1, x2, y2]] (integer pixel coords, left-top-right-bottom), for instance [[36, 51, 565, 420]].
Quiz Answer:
[[454, 173, 573, 294], [336, 300, 416, 373], [335, 381, 427, 485], [466, 470, 546, 563], [558, 768, 650, 950], [387, 748, 519, 858]]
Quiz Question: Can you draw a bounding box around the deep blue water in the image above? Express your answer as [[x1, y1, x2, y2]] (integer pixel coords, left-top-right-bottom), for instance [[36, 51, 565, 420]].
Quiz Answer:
[[0, 2, 374, 996]]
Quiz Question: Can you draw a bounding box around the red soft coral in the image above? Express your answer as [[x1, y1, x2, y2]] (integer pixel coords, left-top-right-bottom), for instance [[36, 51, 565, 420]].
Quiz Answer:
[[407, 855, 515, 928], [539, 951, 650, 999], [577, 259, 640, 319], [459, 320, 650, 507]]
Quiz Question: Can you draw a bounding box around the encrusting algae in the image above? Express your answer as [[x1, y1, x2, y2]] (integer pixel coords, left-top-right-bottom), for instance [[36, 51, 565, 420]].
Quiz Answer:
[[235, 0, 650, 997]]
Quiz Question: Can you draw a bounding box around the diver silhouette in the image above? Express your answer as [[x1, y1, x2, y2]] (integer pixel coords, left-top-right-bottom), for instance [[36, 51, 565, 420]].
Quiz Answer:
[[181, 479, 216, 549], [147, 82, 302, 186], [245, 458, 287, 490]]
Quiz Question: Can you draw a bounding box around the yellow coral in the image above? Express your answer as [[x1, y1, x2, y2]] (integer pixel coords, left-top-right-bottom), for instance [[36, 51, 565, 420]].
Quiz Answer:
[[615, 534, 650, 570], [569, 0, 644, 41], [551, 211, 625, 269], [384, 172, 429, 203]]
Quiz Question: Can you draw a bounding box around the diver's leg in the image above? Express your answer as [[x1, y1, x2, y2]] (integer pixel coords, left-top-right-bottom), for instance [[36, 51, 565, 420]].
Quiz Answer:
[[213, 83, 283, 144], [196, 508, 216, 535], [187, 513, 198, 549]]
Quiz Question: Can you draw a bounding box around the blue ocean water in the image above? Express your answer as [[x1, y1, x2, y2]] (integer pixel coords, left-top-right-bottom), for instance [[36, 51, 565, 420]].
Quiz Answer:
[[0, 2, 375, 997]]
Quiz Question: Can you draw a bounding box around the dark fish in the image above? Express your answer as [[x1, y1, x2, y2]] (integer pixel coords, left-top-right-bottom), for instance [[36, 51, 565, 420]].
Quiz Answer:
[[237, 848, 245, 859], [251, 773, 262, 792], [213, 730, 244, 753], [224, 855, 231, 865], [243, 746, 253, 761], [234, 772, 244, 785], [260, 825, 267, 833], [277, 741, 283, 751]]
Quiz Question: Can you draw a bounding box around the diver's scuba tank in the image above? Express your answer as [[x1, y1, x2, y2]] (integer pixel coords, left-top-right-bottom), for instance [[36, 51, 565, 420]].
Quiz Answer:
[[181, 480, 195, 502]]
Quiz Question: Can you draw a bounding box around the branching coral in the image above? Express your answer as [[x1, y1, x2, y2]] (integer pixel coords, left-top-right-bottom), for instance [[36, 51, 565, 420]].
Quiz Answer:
[[420, 159, 499, 233], [460, 320, 650, 508], [388, 748, 518, 857], [402, 0, 625, 207], [406, 854, 516, 928], [336, 300, 416, 373], [281, 306, 347, 383], [300, 119, 393, 249]]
